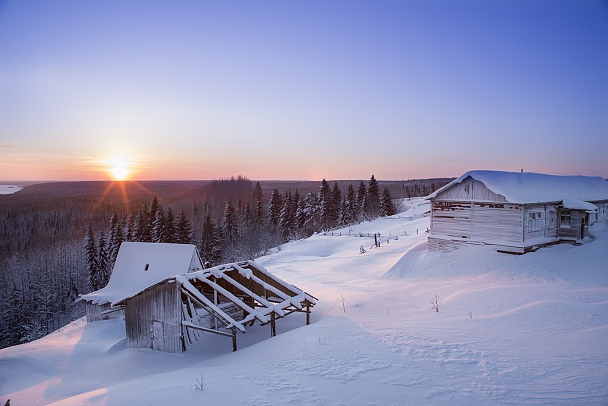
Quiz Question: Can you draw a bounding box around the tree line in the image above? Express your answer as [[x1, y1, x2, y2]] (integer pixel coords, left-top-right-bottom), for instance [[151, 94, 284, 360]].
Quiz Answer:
[[84, 175, 397, 290]]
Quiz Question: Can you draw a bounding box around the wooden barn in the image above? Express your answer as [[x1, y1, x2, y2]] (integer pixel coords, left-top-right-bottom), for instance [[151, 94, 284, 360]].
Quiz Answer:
[[78, 242, 203, 322], [427, 170, 608, 254], [79, 242, 316, 354]]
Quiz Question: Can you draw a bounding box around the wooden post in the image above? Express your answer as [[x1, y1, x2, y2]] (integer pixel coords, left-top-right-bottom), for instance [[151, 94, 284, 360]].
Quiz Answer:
[[231, 328, 237, 352], [374, 233, 378, 247], [305, 301, 310, 325], [270, 312, 276, 337]]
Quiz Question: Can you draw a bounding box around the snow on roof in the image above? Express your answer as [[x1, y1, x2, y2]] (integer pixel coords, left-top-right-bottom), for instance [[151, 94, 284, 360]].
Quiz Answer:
[[79, 242, 203, 306], [428, 170, 608, 204], [561, 198, 598, 212]]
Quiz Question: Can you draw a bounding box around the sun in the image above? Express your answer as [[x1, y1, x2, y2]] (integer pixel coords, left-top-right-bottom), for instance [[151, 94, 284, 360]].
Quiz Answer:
[[110, 165, 131, 181]]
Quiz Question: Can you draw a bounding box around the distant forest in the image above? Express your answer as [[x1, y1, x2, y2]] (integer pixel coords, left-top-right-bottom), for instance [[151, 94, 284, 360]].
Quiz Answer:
[[0, 176, 451, 348]]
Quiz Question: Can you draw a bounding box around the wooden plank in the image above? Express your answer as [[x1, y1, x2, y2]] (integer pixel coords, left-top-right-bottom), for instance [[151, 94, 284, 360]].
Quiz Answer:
[[182, 321, 234, 337]]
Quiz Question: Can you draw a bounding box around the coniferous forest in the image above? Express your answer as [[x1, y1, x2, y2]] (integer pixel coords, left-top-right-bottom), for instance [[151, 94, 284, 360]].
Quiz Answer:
[[0, 176, 451, 348]]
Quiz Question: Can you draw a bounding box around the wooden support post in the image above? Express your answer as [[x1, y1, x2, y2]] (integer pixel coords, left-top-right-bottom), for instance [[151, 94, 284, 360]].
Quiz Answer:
[[306, 301, 311, 325], [232, 328, 237, 352], [270, 312, 276, 337], [374, 233, 378, 247]]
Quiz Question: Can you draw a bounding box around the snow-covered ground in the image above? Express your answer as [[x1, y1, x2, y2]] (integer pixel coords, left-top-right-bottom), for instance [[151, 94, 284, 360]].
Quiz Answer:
[[2, 198, 607, 405], [0, 185, 22, 195]]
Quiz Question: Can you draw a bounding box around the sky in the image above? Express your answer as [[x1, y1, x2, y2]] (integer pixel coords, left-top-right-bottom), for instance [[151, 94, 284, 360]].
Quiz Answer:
[[1, 0, 607, 182]]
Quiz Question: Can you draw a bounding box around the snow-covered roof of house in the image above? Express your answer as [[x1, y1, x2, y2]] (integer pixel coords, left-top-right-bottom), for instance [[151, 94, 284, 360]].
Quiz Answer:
[[79, 242, 203, 306], [428, 170, 608, 205]]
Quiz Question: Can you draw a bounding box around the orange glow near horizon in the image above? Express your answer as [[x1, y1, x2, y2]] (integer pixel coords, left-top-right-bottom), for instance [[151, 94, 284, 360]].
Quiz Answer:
[[109, 166, 131, 181], [103, 156, 134, 181]]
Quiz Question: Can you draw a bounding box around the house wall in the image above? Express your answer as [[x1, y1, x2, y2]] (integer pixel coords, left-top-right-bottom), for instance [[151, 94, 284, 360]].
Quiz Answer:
[[557, 209, 586, 241], [85, 302, 124, 322], [125, 281, 183, 354], [430, 201, 472, 239], [591, 201, 608, 224], [522, 205, 558, 242], [434, 177, 508, 202], [430, 201, 523, 244]]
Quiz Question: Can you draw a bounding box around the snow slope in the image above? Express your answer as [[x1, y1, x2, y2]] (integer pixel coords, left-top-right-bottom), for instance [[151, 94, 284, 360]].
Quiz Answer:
[[2, 198, 607, 405]]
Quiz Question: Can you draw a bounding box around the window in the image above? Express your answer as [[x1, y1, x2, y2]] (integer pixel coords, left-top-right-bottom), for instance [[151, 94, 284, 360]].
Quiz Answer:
[[560, 212, 571, 228], [528, 211, 543, 232]]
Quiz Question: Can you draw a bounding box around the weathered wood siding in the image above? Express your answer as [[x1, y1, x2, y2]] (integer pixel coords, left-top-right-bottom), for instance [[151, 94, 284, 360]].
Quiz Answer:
[[522, 205, 558, 241], [85, 302, 124, 322], [434, 177, 508, 202], [557, 210, 586, 241], [591, 201, 608, 224], [125, 281, 183, 354], [430, 201, 522, 243], [430, 202, 472, 239], [472, 203, 523, 243]]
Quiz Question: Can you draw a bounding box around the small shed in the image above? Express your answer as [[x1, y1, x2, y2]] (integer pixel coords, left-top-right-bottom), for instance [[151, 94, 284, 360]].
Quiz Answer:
[[80, 242, 316, 354], [78, 242, 203, 322], [427, 170, 608, 253]]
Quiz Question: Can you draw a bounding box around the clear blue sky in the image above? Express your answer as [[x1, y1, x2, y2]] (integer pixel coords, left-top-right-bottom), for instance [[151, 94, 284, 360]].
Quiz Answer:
[[1, 0, 607, 181]]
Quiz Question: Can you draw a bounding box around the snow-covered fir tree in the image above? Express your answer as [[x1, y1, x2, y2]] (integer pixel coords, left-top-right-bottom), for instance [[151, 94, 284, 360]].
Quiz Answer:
[[199, 213, 222, 267], [367, 175, 381, 218], [380, 187, 397, 217], [268, 188, 283, 227], [108, 213, 125, 269], [176, 210, 193, 244], [97, 231, 110, 289], [84, 225, 99, 293]]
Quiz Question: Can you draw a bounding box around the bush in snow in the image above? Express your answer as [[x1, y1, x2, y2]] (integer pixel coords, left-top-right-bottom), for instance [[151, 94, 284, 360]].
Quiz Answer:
[[430, 295, 442, 312]]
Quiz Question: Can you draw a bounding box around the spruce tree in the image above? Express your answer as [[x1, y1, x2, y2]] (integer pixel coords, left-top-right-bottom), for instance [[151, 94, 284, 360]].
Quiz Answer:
[[108, 213, 124, 269], [134, 206, 151, 242], [164, 207, 178, 243], [345, 183, 357, 224], [223, 201, 238, 243], [152, 206, 166, 243], [253, 182, 265, 225], [279, 191, 294, 239], [97, 231, 110, 289], [295, 193, 308, 237], [85, 225, 99, 293], [380, 187, 397, 216], [367, 175, 380, 218], [357, 181, 367, 220], [268, 188, 283, 227], [318, 179, 332, 230], [176, 210, 193, 244], [331, 182, 342, 228], [200, 213, 222, 267], [303, 192, 318, 236]]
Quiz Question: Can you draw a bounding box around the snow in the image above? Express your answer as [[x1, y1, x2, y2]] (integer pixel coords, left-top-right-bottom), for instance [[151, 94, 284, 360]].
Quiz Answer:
[[79, 242, 202, 306], [561, 198, 598, 212], [2, 197, 608, 405], [429, 170, 608, 203], [0, 185, 22, 195]]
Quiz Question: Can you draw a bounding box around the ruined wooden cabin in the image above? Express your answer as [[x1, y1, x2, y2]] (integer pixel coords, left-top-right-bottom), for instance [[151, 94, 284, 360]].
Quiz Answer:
[[427, 170, 608, 254], [79, 242, 316, 354]]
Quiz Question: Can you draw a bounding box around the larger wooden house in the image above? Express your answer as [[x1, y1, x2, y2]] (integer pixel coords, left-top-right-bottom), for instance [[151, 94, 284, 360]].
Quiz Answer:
[[427, 170, 608, 253], [79, 242, 316, 354]]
